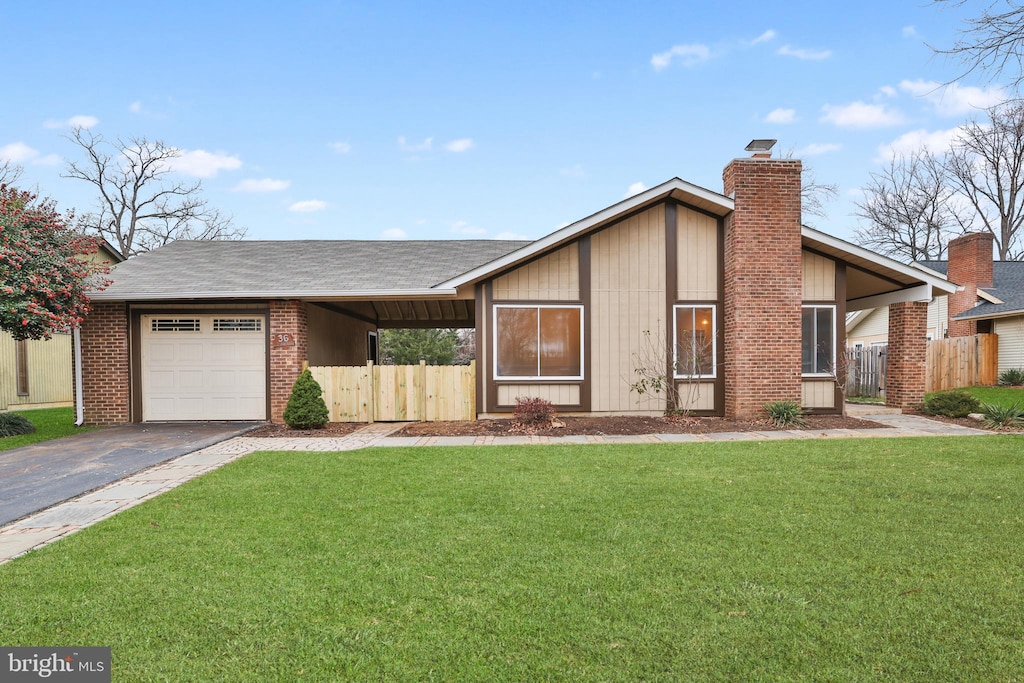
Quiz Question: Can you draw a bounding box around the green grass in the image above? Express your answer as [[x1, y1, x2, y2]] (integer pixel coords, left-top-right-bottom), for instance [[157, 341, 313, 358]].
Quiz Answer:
[[2, 439, 1024, 681], [954, 385, 1024, 409], [0, 407, 89, 451]]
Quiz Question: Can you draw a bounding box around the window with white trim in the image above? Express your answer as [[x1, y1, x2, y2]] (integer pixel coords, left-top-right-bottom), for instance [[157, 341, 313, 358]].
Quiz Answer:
[[673, 305, 716, 378], [494, 305, 583, 380], [802, 305, 836, 375]]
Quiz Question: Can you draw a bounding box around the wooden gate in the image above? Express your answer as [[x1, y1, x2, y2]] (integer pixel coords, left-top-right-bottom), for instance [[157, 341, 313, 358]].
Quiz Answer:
[[845, 345, 887, 398], [309, 360, 476, 422]]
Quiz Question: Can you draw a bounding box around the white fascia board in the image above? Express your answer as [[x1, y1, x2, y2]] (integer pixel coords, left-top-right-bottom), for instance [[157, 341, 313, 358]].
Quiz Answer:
[[437, 178, 733, 289], [802, 226, 959, 295], [847, 284, 933, 312], [88, 288, 459, 301], [845, 308, 872, 332], [977, 289, 1004, 304], [953, 306, 1024, 321]]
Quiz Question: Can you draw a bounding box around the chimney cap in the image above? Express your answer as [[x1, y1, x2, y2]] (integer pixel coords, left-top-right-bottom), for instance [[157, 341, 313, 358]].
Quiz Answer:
[[745, 139, 777, 154]]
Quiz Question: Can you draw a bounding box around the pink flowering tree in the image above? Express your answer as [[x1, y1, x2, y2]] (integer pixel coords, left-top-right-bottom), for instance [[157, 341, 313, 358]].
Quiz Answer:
[[0, 185, 108, 340]]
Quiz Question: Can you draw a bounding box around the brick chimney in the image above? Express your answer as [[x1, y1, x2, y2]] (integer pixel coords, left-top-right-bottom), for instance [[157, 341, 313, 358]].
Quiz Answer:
[[722, 149, 803, 420], [947, 232, 994, 337]]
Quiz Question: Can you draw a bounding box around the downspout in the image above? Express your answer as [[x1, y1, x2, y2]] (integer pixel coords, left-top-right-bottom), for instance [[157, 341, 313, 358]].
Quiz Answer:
[[73, 326, 85, 426]]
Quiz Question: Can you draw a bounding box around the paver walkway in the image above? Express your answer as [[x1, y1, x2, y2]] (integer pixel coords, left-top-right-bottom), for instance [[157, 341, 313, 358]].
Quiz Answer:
[[0, 412, 994, 564]]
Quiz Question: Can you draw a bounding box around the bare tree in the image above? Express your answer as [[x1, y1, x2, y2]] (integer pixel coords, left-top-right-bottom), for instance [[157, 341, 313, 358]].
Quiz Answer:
[[801, 165, 839, 224], [945, 101, 1024, 259], [62, 128, 244, 256], [854, 149, 963, 262], [0, 160, 23, 185], [934, 0, 1024, 89]]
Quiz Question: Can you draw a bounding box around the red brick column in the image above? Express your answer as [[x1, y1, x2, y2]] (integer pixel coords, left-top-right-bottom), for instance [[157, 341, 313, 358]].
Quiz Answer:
[[269, 300, 308, 422], [80, 302, 130, 425], [722, 157, 803, 419], [886, 300, 928, 410]]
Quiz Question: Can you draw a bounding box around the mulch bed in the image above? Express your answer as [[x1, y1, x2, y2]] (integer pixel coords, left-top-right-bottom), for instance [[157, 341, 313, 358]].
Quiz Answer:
[[246, 415, 887, 438]]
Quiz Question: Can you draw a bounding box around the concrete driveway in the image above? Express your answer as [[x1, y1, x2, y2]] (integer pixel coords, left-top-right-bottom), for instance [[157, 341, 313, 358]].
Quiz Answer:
[[0, 422, 259, 526]]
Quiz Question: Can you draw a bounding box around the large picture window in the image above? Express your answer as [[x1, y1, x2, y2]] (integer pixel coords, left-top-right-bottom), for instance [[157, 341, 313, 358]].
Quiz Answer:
[[674, 305, 716, 378], [802, 305, 835, 375], [494, 305, 583, 379]]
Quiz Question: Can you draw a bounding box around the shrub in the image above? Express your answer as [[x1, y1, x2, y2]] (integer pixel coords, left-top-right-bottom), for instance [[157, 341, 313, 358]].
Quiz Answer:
[[981, 402, 1024, 430], [0, 412, 36, 438], [923, 390, 982, 418], [763, 401, 807, 428], [283, 369, 330, 429], [513, 396, 556, 427], [998, 368, 1024, 386]]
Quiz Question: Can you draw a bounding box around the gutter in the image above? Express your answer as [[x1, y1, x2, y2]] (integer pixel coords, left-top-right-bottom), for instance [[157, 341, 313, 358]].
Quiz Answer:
[[87, 288, 460, 301], [72, 326, 84, 427]]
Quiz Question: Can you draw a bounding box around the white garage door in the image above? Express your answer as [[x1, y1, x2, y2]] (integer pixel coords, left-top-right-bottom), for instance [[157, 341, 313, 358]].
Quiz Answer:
[[141, 315, 267, 421]]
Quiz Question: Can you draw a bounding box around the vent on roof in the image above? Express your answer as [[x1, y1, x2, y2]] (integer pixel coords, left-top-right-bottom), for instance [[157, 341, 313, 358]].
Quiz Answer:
[[151, 318, 201, 332], [213, 318, 263, 332]]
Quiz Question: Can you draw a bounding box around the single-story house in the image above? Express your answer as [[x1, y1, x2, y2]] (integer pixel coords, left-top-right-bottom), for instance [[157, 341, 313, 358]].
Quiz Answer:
[[79, 146, 958, 425], [847, 232, 1024, 374], [1, 241, 123, 412]]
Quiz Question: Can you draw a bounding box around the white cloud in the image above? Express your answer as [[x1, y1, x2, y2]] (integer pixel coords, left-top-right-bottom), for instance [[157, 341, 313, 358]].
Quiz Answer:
[[877, 126, 964, 159], [445, 138, 475, 152], [821, 101, 906, 128], [795, 143, 842, 156], [380, 228, 407, 239], [0, 142, 40, 163], [765, 108, 797, 124], [902, 25, 918, 38], [777, 44, 832, 61], [167, 149, 242, 178], [560, 164, 587, 178], [34, 154, 62, 166], [450, 220, 486, 235], [43, 114, 99, 130], [624, 181, 648, 198], [398, 136, 433, 152], [289, 199, 328, 213], [751, 29, 777, 44], [129, 101, 143, 114], [494, 231, 532, 240], [330, 141, 352, 154], [232, 178, 291, 193], [899, 79, 1005, 116], [651, 44, 711, 70]]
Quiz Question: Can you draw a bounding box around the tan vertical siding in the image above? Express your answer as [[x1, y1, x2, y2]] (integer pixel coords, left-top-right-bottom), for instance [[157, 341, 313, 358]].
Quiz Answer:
[[677, 208, 718, 300], [305, 304, 375, 366], [995, 317, 1024, 373], [802, 251, 836, 301], [802, 380, 836, 408], [497, 384, 580, 406], [0, 332, 72, 410], [676, 381, 715, 411], [591, 205, 666, 413], [492, 244, 579, 300]]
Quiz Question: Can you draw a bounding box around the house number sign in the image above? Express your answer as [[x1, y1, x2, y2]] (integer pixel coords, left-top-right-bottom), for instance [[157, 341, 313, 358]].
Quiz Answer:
[[272, 332, 296, 347]]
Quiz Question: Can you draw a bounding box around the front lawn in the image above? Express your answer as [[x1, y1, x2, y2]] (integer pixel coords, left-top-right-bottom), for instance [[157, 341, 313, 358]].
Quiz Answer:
[[1, 438, 1022, 681], [0, 407, 88, 451], [954, 385, 1024, 408]]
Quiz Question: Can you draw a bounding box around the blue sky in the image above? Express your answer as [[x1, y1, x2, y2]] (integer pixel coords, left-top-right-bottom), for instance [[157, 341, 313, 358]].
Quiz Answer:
[[1, 0, 1007, 246]]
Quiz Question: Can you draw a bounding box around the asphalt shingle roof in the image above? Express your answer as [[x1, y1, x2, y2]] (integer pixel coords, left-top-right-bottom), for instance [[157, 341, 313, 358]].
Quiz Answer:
[[918, 259, 1024, 319], [97, 239, 532, 299]]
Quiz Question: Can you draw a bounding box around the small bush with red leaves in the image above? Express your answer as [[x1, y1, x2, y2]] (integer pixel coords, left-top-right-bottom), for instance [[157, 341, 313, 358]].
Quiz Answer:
[[513, 396, 556, 426]]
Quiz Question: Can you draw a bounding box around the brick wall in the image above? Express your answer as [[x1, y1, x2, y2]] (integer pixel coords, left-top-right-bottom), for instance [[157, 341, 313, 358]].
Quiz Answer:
[[269, 300, 309, 422], [947, 232, 995, 337], [722, 157, 803, 419], [886, 300, 928, 409], [80, 302, 130, 425]]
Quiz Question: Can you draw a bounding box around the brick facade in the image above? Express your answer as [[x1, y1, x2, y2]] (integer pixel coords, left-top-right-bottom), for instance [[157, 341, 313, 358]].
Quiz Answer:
[[886, 300, 928, 409], [722, 157, 803, 419], [947, 232, 995, 337], [80, 302, 130, 425], [268, 300, 309, 423]]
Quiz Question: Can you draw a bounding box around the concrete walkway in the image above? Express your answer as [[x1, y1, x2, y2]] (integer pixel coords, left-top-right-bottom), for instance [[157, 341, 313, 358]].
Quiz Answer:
[[0, 411, 993, 565]]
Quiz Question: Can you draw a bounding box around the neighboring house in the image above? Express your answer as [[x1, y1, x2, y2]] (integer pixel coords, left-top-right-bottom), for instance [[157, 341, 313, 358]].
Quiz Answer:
[[79, 147, 956, 425], [847, 232, 1024, 374], [1, 241, 123, 411]]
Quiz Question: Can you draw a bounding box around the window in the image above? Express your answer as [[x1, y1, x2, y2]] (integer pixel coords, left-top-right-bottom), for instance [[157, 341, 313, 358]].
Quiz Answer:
[[212, 318, 263, 332], [151, 318, 201, 332], [494, 305, 582, 379], [367, 330, 379, 364], [802, 306, 835, 375], [674, 305, 716, 378]]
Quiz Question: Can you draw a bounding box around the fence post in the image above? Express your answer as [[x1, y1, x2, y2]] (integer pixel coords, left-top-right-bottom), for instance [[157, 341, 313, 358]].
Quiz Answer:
[[366, 360, 375, 424], [417, 359, 427, 420]]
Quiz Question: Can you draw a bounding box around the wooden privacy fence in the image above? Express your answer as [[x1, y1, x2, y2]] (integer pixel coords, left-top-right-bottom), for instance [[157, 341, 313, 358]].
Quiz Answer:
[[309, 360, 476, 422], [926, 333, 998, 393], [845, 345, 887, 398]]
